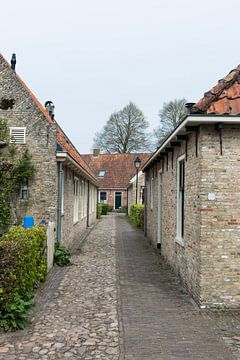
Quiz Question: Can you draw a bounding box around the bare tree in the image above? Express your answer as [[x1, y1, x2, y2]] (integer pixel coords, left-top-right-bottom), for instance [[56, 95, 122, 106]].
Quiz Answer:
[[93, 102, 151, 153], [154, 98, 187, 146]]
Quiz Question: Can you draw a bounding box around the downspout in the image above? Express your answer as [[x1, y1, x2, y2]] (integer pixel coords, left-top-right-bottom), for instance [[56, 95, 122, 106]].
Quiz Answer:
[[144, 174, 147, 237], [57, 162, 63, 242], [96, 188, 99, 219], [87, 180, 90, 227]]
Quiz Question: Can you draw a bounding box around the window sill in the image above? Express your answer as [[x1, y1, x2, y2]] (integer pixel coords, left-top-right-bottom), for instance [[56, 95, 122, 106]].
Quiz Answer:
[[175, 237, 185, 247], [73, 220, 79, 225]]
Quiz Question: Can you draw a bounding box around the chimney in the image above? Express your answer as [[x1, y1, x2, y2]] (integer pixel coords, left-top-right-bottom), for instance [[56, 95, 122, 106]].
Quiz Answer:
[[11, 54, 16, 72], [93, 148, 100, 157], [45, 100, 55, 120], [185, 102, 196, 115]]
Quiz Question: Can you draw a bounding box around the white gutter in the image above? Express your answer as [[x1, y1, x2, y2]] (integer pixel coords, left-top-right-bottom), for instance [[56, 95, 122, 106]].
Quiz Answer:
[[56, 151, 99, 187], [142, 115, 240, 171]]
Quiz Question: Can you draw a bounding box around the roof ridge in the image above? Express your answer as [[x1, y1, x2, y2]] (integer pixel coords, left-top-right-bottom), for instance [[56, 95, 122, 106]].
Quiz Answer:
[[192, 65, 240, 114], [0, 53, 97, 183]]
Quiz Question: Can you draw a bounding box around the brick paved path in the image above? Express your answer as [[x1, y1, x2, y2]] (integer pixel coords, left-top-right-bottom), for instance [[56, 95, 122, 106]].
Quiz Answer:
[[116, 214, 240, 360], [0, 213, 239, 360]]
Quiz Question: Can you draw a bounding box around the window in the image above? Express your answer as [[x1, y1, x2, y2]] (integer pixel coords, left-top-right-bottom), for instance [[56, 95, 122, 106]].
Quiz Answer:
[[100, 191, 107, 204], [10, 127, 26, 144], [84, 180, 88, 217], [98, 170, 105, 177], [177, 155, 185, 245], [73, 178, 79, 223]]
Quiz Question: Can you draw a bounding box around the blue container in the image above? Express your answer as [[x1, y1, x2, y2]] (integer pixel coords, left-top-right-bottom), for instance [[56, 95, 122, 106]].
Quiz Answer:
[[23, 216, 34, 228]]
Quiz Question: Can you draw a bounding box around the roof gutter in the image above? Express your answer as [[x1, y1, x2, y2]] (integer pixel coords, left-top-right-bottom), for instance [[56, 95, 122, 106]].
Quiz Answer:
[[142, 114, 240, 171], [56, 151, 99, 187]]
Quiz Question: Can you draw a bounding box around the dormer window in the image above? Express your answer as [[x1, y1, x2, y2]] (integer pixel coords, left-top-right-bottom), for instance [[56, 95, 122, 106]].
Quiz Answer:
[[10, 127, 26, 144], [98, 170, 105, 177]]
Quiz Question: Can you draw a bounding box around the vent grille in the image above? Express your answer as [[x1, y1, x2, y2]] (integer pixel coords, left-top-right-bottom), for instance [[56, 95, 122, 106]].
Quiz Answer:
[[10, 127, 26, 144]]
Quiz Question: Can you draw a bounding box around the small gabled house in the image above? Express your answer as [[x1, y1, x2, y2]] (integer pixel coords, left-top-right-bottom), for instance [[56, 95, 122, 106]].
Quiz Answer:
[[142, 65, 240, 308], [82, 150, 151, 210], [0, 54, 98, 267]]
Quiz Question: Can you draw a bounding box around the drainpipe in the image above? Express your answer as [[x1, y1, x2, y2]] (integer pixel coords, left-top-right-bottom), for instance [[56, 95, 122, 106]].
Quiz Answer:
[[144, 174, 147, 237], [57, 162, 63, 242], [96, 188, 99, 219], [87, 180, 90, 227]]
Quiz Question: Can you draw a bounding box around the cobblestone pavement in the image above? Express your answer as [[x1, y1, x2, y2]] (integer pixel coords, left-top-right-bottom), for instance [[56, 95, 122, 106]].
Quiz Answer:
[[0, 213, 240, 360], [116, 214, 240, 360], [0, 215, 119, 360]]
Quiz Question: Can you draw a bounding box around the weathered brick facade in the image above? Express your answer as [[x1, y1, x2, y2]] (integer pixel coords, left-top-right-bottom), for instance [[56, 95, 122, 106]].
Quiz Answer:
[[145, 124, 240, 308]]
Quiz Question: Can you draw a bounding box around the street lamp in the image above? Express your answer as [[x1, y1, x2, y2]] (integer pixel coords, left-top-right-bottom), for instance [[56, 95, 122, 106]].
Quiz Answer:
[[134, 156, 141, 204]]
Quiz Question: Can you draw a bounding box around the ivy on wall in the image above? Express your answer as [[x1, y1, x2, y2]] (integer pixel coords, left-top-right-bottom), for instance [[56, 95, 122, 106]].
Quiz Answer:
[[0, 120, 35, 230]]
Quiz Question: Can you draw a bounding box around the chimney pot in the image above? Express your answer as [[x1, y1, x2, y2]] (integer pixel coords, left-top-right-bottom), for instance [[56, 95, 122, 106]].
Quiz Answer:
[[11, 53, 16, 72], [93, 148, 100, 157]]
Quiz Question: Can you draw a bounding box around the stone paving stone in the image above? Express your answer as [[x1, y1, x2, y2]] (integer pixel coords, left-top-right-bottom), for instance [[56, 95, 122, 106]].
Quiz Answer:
[[0, 214, 119, 360], [116, 213, 240, 360]]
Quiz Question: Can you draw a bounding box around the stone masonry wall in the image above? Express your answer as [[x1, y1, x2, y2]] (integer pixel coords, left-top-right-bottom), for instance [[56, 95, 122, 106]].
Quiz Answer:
[[0, 58, 58, 228], [199, 125, 240, 308]]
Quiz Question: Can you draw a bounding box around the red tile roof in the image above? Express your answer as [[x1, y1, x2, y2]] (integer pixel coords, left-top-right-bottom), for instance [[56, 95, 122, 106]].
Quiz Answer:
[[82, 153, 151, 188], [192, 65, 240, 115], [0, 53, 97, 184]]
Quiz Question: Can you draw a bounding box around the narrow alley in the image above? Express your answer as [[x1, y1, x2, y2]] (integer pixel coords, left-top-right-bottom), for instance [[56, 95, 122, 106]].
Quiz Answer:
[[0, 213, 240, 360]]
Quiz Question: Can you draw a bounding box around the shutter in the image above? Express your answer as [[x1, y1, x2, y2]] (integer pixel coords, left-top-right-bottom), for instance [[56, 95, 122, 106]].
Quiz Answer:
[[10, 127, 26, 144]]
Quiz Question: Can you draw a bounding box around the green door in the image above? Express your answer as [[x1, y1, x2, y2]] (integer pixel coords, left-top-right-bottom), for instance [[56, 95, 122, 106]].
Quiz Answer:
[[115, 192, 122, 209]]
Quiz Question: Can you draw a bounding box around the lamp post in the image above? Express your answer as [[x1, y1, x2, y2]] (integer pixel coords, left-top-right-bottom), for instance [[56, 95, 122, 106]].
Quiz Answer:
[[134, 156, 141, 204]]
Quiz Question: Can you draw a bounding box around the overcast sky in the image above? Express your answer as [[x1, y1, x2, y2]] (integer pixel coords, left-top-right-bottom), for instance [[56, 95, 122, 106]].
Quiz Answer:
[[1, 0, 240, 153]]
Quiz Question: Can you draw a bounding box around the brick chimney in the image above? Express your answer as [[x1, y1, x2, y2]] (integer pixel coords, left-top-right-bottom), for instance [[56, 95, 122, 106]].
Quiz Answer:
[[93, 148, 100, 157]]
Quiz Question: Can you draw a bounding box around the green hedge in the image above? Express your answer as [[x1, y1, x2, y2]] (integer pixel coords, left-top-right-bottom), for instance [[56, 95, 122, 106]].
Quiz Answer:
[[97, 203, 102, 219], [129, 204, 144, 229], [0, 226, 47, 316]]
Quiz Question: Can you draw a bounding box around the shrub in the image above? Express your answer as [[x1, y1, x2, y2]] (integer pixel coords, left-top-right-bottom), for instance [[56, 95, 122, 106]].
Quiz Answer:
[[101, 203, 109, 215], [0, 226, 47, 331], [129, 204, 144, 229], [107, 204, 113, 212], [97, 203, 102, 219], [117, 206, 128, 214], [54, 242, 71, 267]]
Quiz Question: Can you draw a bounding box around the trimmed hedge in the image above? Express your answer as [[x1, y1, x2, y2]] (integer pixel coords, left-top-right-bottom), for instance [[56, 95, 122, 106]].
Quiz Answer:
[[0, 226, 47, 316], [129, 204, 144, 229], [97, 203, 102, 219]]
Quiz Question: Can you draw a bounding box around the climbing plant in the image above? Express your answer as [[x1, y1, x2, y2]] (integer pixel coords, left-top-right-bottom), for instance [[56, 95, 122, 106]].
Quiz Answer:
[[0, 120, 35, 230]]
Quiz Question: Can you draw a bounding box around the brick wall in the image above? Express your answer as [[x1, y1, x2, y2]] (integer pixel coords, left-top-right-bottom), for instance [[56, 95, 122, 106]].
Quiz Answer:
[[99, 189, 127, 209], [145, 131, 201, 304], [199, 125, 240, 308], [145, 124, 240, 308]]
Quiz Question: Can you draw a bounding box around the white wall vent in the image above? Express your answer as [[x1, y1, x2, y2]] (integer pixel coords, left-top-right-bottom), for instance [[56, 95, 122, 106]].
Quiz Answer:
[[9, 127, 26, 144]]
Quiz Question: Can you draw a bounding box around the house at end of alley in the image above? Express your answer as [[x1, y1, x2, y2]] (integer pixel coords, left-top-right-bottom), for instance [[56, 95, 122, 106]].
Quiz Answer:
[[0, 53, 99, 268], [143, 65, 240, 309]]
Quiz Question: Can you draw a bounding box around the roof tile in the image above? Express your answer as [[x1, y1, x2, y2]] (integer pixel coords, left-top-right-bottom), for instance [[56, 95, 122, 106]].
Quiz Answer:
[[192, 65, 240, 115], [82, 153, 151, 188]]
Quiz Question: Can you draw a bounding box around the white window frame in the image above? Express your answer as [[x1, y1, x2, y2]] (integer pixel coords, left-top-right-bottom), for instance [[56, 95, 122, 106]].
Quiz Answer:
[[99, 191, 107, 204], [73, 177, 79, 223], [176, 154, 185, 246], [9, 127, 26, 144]]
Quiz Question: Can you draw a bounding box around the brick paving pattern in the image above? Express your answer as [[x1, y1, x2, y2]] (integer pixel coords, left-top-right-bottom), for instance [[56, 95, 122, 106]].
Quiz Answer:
[[116, 214, 240, 360], [0, 213, 239, 360]]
